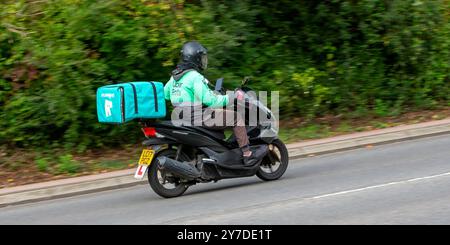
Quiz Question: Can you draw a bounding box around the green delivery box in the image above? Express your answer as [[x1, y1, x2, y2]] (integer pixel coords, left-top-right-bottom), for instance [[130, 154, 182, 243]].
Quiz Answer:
[[96, 81, 166, 123]]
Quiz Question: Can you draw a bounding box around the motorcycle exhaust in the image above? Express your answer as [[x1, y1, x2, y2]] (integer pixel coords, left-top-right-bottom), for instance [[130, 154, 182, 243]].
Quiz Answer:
[[157, 156, 201, 180]]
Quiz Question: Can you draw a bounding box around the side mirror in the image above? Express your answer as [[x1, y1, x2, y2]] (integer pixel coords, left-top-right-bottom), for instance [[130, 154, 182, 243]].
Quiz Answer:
[[215, 77, 224, 92]]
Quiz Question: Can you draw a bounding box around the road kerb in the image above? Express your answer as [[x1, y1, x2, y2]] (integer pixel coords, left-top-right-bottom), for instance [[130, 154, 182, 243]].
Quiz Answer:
[[1, 118, 449, 207]]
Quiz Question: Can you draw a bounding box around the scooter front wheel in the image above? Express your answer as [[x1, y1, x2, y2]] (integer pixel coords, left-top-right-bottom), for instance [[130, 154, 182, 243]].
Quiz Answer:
[[148, 148, 190, 198], [256, 139, 289, 181]]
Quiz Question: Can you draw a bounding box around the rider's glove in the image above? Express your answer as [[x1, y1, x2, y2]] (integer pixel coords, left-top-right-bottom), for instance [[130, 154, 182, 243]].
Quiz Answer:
[[227, 89, 246, 107], [234, 89, 245, 101]]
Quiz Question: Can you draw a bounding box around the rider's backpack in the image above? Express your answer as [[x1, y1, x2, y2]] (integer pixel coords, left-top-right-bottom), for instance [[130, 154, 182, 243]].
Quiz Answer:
[[96, 81, 166, 124]]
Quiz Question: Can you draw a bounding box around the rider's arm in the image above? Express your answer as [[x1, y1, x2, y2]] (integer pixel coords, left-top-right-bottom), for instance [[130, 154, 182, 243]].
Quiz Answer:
[[164, 78, 173, 100], [193, 77, 229, 108]]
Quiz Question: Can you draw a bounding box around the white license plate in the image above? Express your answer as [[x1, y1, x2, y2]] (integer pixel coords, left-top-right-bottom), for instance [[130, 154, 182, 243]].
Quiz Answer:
[[134, 164, 148, 180]]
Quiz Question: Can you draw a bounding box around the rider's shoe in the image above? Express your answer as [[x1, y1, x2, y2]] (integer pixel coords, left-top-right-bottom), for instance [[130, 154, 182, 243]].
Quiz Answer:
[[243, 145, 268, 166]]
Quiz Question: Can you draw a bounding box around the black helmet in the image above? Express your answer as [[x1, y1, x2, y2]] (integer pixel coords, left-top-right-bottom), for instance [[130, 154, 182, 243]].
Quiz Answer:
[[180, 41, 208, 71]]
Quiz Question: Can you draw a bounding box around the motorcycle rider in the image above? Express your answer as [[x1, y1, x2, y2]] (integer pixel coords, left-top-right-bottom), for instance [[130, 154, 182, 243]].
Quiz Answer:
[[164, 41, 267, 166]]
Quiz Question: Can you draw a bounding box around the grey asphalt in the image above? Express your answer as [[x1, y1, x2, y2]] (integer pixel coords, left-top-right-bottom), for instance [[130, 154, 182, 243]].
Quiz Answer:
[[1, 134, 449, 225]]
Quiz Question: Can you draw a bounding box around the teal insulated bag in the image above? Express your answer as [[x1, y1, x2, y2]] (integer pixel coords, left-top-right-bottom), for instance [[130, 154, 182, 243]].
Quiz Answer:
[[96, 81, 166, 124]]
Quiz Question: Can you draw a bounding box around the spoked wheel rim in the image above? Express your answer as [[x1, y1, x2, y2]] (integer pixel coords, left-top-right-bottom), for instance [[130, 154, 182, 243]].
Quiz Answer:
[[156, 168, 182, 190], [260, 144, 282, 174], [256, 139, 289, 181]]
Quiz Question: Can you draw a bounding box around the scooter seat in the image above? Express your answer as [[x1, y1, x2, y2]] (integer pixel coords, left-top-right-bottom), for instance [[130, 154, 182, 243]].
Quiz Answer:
[[145, 120, 225, 140], [188, 126, 225, 140]]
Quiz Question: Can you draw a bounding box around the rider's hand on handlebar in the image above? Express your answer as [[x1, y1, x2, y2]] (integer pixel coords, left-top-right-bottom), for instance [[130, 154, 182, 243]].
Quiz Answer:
[[234, 89, 245, 101]]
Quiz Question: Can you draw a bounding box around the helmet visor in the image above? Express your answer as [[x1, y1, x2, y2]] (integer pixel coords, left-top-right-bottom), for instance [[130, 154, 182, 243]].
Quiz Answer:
[[200, 54, 208, 70]]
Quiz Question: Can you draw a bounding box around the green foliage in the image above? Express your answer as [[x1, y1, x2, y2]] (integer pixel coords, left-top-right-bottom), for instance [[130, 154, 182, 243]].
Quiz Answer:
[[0, 0, 449, 153], [57, 154, 82, 174], [374, 99, 389, 117], [35, 157, 50, 172], [96, 160, 126, 170]]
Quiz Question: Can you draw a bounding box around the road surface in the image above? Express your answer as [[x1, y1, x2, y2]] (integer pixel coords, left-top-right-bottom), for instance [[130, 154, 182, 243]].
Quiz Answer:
[[0, 134, 449, 224]]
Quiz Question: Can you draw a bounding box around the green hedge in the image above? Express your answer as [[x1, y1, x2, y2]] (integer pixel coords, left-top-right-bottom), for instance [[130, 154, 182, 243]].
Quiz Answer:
[[0, 0, 449, 151]]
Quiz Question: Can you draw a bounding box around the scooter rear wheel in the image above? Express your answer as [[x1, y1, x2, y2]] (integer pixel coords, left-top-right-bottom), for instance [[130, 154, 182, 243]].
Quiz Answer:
[[148, 148, 190, 198], [256, 139, 289, 181]]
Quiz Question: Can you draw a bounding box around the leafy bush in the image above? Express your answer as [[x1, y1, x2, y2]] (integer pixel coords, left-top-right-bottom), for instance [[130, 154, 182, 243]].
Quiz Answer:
[[0, 0, 448, 153], [57, 154, 82, 174], [35, 157, 50, 172]]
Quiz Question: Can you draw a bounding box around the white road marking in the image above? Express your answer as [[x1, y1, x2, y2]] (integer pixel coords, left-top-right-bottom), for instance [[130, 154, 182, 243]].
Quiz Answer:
[[311, 171, 450, 200]]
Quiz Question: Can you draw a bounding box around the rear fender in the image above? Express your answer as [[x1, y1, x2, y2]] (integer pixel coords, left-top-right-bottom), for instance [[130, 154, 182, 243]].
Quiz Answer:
[[142, 138, 177, 146]]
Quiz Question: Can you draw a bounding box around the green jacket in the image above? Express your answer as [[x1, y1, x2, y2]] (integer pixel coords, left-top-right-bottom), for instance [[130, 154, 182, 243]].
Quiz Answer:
[[164, 70, 229, 108]]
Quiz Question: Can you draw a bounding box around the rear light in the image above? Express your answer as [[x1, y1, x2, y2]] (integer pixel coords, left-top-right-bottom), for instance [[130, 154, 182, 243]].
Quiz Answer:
[[142, 127, 156, 137]]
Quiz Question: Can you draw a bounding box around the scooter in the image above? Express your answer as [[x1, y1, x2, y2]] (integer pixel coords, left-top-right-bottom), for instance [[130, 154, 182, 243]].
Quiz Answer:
[[134, 78, 289, 198]]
